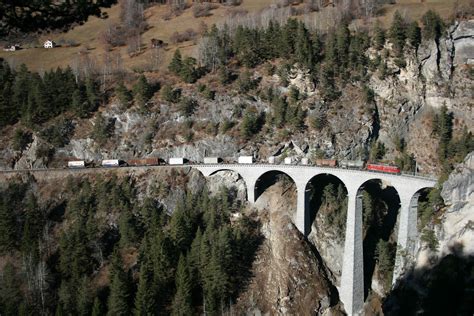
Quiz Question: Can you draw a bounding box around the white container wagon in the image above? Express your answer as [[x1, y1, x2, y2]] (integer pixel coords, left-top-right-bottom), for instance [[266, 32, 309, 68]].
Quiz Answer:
[[301, 158, 309, 165], [284, 157, 293, 164], [102, 159, 121, 167], [169, 157, 184, 165], [204, 157, 219, 164], [268, 156, 276, 164], [238, 156, 253, 164], [68, 161, 86, 168]]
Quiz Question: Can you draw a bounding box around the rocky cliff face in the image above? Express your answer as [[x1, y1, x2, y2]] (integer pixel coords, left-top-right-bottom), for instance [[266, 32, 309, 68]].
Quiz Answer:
[[417, 151, 474, 266], [235, 183, 343, 315], [1, 20, 472, 172], [384, 151, 474, 315]]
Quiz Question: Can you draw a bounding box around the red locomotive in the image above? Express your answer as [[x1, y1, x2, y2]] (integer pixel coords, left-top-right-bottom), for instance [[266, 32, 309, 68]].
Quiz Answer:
[[366, 163, 401, 174]]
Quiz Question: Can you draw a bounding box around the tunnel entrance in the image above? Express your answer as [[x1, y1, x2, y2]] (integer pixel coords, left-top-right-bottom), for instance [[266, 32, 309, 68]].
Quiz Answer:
[[358, 179, 401, 299]]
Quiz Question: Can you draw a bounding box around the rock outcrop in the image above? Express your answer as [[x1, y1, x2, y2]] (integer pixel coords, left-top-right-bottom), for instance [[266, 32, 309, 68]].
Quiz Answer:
[[417, 151, 474, 267], [235, 183, 343, 315], [438, 151, 474, 255]]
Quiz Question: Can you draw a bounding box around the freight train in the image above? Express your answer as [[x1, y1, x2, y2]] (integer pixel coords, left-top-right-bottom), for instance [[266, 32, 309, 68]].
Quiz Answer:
[[67, 157, 401, 175]]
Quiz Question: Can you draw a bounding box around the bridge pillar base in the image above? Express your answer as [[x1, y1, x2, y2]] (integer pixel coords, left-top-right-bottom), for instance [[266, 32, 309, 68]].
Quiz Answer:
[[393, 193, 419, 284], [340, 191, 364, 315], [295, 184, 310, 236]]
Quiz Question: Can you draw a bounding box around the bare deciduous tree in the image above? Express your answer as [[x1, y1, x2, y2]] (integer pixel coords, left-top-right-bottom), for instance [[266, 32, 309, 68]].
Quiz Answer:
[[197, 36, 221, 72]]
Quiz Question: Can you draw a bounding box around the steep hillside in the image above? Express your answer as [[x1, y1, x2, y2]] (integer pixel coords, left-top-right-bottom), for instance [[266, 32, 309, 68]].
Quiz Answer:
[[0, 0, 471, 72]]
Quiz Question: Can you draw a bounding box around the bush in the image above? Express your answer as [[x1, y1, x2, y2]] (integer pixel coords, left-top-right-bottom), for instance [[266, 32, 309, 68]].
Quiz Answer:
[[421, 228, 439, 251], [240, 108, 261, 139], [310, 111, 326, 131], [99, 23, 126, 49], [178, 98, 198, 117], [40, 119, 74, 147], [92, 114, 114, 145], [219, 119, 233, 134], [161, 85, 182, 103], [201, 86, 215, 100], [170, 29, 197, 44], [236, 71, 259, 93], [192, 3, 217, 18], [218, 67, 234, 85], [12, 129, 33, 151]]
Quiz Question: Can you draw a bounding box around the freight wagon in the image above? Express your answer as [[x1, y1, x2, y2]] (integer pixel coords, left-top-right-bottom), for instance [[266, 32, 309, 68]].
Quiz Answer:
[[238, 156, 253, 164], [101, 159, 125, 167], [68, 161, 86, 168], [314, 159, 337, 167], [366, 163, 400, 174], [127, 157, 162, 166], [284, 157, 293, 164], [169, 157, 185, 165], [204, 157, 219, 164], [339, 160, 365, 169], [301, 158, 309, 165]]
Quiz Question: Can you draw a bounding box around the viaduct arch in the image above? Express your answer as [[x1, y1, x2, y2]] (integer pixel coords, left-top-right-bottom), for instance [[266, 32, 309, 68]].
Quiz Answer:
[[194, 164, 436, 315]]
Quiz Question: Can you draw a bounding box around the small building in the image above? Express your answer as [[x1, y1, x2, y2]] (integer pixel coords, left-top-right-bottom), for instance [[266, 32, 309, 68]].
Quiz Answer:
[[44, 40, 55, 48]]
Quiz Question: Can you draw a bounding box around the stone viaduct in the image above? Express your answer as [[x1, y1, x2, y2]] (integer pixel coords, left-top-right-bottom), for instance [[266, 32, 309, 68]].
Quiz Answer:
[[0, 163, 436, 315], [193, 164, 437, 315]]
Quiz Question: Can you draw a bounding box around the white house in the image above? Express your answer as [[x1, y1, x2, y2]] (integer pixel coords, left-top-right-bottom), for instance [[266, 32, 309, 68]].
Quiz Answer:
[[44, 40, 55, 48]]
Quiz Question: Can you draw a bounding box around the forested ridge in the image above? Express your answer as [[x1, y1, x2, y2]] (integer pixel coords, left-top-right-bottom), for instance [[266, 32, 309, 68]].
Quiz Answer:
[[0, 173, 261, 315]]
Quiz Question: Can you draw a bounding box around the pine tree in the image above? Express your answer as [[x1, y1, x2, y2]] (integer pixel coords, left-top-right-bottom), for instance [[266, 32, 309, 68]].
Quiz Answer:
[[134, 259, 157, 316], [389, 11, 407, 55], [369, 141, 386, 162], [12, 64, 31, 120], [188, 227, 202, 290], [336, 23, 350, 68], [240, 109, 259, 139], [76, 276, 92, 316], [0, 263, 22, 315], [119, 207, 138, 248], [169, 49, 183, 74], [0, 197, 15, 252], [85, 77, 99, 112], [72, 87, 86, 116], [115, 81, 132, 109], [373, 23, 385, 50], [170, 204, 192, 252], [107, 256, 131, 316], [91, 113, 112, 145], [407, 21, 421, 49], [421, 10, 444, 41], [295, 22, 313, 70], [21, 192, 42, 258], [172, 254, 193, 316], [91, 297, 103, 316], [150, 230, 174, 301], [319, 63, 339, 101], [312, 31, 323, 64], [58, 280, 75, 315], [133, 75, 152, 108], [179, 57, 198, 83]]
